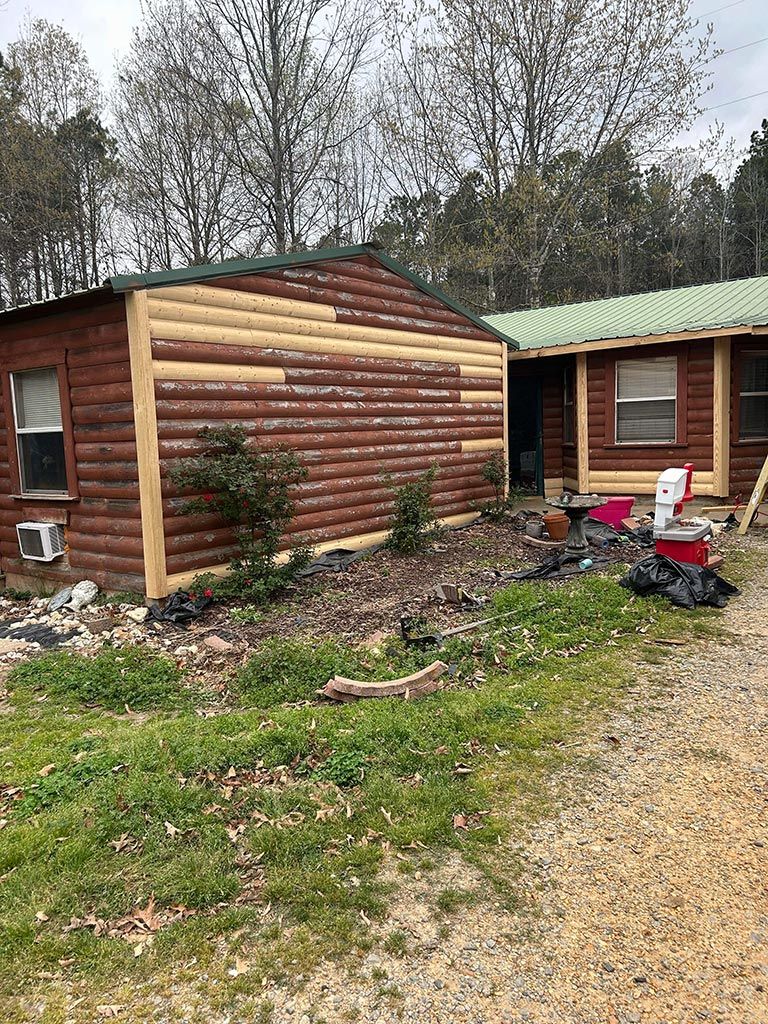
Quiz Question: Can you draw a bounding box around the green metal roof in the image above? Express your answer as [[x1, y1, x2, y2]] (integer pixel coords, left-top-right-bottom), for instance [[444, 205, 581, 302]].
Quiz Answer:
[[483, 275, 768, 351], [110, 243, 518, 348]]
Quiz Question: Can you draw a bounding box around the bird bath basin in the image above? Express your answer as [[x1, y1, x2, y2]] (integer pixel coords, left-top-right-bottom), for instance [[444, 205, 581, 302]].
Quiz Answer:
[[545, 494, 608, 557]]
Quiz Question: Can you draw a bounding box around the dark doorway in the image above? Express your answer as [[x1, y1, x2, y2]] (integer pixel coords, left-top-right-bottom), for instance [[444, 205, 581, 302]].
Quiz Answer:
[[507, 375, 543, 495]]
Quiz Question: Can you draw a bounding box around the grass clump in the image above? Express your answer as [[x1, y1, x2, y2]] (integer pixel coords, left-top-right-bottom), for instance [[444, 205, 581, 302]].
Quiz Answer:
[[8, 646, 187, 711], [235, 636, 435, 708]]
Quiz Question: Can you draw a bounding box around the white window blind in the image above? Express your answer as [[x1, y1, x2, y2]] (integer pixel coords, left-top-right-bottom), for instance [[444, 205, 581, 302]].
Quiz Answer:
[[739, 352, 768, 439], [12, 368, 63, 430], [615, 356, 677, 443]]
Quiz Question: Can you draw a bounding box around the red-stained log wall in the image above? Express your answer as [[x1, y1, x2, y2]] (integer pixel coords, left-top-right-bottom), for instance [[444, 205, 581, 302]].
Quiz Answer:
[[585, 341, 716, 492], [0, 296, 145, 592], [146, 255, 504, 588]]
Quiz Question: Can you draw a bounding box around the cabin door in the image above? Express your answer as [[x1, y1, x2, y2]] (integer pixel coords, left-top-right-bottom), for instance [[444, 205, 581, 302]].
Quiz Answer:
[[507, 375, 543, 495]]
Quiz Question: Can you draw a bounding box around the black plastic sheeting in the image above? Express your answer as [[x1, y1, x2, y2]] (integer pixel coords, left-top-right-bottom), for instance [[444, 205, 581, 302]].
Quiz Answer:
[[0, 620, 78, 648], [148, 590, 213, 625], [620, 555, 740, 610], [503, 553, 611, 581], [296, 544, 383, 577]]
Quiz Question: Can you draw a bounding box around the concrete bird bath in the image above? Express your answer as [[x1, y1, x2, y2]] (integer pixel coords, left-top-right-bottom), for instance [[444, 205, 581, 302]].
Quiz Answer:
[[545, 494, 608, 558]]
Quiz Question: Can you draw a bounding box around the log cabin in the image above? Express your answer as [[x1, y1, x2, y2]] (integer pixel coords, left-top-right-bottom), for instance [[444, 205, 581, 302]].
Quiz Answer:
[[486, 276, 768, 501], [0, 244, 514, 599]]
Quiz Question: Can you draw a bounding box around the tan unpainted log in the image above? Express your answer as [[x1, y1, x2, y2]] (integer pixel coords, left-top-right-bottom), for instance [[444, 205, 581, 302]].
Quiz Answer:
[[147, 316, 503, 369], [322, 660, 448, 701], [147, 293, 501, 357], [149, 283, 337, 323]]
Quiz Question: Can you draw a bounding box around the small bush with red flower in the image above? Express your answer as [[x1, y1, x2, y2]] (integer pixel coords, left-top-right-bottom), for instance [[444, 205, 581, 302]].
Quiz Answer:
[[170, 425, 312, 602]]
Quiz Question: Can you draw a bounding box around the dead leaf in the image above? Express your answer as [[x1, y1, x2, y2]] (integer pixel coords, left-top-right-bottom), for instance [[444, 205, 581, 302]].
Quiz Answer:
[[38, 763, 56, 777], [380, 807, 393, 826], [228, 956, 249, 977], [452, 813, 469, 830], [96, 1006, 124, 1018], [164, 820, 181, 838], [35, 911, 49, 923], [453, 762, 473, 775]]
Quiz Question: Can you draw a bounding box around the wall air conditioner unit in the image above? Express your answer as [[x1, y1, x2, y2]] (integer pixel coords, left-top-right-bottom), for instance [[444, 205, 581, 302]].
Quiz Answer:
[[16, 522, 66, 562]]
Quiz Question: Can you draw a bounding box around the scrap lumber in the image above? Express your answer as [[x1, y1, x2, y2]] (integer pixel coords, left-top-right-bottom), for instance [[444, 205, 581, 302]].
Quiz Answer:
[[322, 660, 448, 702], [738, 454, 768, 535]]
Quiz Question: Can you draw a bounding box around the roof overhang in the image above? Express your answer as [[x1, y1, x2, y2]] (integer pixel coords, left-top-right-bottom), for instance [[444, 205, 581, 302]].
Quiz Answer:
[[508, 323, 768, 359]]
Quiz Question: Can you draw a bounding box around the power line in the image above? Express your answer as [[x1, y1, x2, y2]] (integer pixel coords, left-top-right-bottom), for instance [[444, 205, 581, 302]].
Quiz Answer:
[[716, 34, 768, 57], [692, 0, 747, 19], [703, 87, 768, 111]]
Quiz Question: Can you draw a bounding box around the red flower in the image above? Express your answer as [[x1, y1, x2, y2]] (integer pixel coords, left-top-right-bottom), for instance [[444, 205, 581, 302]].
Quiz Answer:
[[188, 591, 196, 600], [203, 588, 214, 598], [203, 493, 214, 503]]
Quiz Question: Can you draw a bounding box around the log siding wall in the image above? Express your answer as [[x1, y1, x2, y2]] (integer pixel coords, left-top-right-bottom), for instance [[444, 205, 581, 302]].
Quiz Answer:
[[145, 256, 504, 593], [585, 341, 716, 494], [0, 297, 145, 592]]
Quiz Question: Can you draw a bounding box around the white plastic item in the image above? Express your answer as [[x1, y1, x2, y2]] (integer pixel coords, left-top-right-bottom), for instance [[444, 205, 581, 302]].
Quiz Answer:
[[653, 468, 689, 536]]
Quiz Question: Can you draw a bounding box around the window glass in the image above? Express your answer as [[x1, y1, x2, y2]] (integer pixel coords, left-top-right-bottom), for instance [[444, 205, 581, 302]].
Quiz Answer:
[[739, 353, 768, 440], [615, 357, 677, 444], [11, 367, 68, 494]]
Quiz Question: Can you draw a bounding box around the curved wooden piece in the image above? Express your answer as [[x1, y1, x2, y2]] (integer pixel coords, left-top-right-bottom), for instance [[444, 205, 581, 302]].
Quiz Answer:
[[329, 660, 448, 697]]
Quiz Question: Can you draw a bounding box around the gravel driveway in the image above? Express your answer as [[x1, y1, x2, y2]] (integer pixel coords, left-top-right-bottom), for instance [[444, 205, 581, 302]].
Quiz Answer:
[[265, 538, 768, 1024]]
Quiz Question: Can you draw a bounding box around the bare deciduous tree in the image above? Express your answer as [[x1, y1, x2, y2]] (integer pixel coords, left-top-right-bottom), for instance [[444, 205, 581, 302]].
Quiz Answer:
[[114, 0, 256, 270], [201, 0, 379, 252]]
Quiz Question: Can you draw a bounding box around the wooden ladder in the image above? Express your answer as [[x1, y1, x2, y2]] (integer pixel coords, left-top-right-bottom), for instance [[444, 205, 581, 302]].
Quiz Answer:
[[737, 453, 768, 535]]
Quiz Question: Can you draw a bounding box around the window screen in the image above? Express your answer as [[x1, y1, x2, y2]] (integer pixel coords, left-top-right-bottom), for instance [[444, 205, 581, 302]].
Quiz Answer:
[[739, 352, 768, 440], [11, 368, 68, 494], [615, 356, 677, 443]]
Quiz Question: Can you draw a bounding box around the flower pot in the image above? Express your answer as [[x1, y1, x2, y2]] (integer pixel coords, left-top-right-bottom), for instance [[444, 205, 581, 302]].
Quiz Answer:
[[542, 511, 569, 541]]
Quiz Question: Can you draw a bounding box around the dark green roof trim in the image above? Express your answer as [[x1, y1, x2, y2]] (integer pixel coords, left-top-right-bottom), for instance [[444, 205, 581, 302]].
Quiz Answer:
[[109, 242, 518, 349]]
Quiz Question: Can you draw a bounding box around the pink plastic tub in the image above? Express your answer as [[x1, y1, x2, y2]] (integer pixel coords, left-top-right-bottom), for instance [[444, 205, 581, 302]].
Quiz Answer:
[[589, 496, 635, 530]]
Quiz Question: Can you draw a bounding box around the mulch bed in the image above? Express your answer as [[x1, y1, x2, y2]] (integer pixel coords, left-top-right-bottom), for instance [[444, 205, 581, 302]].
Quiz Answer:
[[203, 514, 652, 647]]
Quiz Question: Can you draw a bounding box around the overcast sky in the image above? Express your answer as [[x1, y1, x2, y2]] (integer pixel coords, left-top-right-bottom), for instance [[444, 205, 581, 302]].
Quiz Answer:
[[1, 0, 766, 161]]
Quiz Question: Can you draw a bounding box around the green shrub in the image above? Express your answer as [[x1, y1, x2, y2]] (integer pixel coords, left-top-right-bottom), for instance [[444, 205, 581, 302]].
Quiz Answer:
[[385, 466, 439, 555], [169, 424, 311, 604], [481, 452, 508, 519], [8, 647, 187, 711]]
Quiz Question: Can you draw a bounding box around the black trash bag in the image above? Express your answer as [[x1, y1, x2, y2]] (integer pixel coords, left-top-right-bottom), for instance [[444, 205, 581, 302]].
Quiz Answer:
[[149, 589, 213, 625], [619, 554, 740, 610], [505, 552, 610, 581], [296, 544, 382, 577]]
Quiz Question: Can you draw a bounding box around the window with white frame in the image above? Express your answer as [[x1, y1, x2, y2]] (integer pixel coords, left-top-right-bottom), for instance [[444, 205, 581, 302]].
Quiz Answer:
[[739, 352, 768, 439], [615, 356, 677, 443], [11, 367, 68, 495]]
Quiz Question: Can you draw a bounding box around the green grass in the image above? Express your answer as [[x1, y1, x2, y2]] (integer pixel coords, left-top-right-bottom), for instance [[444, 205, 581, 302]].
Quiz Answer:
[[7, 647, 188, 712], [0, 562, 747, 1016]]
